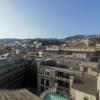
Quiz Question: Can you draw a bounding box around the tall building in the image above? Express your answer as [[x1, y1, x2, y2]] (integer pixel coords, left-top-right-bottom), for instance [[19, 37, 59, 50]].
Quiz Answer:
[[0, 57, 33, 89]]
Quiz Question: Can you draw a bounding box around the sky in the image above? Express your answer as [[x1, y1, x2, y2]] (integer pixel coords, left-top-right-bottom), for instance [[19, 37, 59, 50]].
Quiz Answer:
[[0, 0, 100, 39]]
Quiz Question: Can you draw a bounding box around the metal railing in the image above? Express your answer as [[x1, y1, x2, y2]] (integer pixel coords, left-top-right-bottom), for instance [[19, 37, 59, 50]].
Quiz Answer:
[[56, 76, 70, 82], [40, 87, 56, 99]]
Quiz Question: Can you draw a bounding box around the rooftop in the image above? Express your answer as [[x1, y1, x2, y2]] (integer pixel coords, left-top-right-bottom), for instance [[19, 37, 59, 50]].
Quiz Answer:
[[0, 89, 40, 100], [0, 57, 33, 69], [72, 77, 97, 96], [40, 60, 68, 69]]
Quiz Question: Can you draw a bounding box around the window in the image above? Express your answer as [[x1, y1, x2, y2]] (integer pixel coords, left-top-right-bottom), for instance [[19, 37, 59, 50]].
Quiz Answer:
[[41, 86, 44, 92], [46, 71, 50, 76], [84, 97, 89, 100], [83, 67, 88, 72], [46, 79, 49, 86], [40, 69, 45, 74], [42, 69, 45, 74], [41, 78, 44, 84]]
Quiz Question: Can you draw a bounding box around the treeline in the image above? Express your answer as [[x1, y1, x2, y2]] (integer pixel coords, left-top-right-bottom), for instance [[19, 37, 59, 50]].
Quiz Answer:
[[34, 38, 64, 46]]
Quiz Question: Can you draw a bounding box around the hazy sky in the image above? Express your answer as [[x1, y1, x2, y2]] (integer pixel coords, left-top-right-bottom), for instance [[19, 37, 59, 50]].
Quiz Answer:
[[0, 0, 100, 39]]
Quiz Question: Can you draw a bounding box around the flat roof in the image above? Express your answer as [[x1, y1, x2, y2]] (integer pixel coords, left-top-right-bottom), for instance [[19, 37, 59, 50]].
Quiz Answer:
[[0, 89, 40, 100], [0, 57, 33, 69], [72, 77, 97, 96]]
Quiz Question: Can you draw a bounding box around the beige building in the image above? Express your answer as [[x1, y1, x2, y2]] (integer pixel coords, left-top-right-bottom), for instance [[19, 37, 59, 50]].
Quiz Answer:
[[71, 89, 96, 100], [71, 73, 100, 100], [0, 89, 40, 100], [36, 57, 100, 100], [36, 59, 83, 95]]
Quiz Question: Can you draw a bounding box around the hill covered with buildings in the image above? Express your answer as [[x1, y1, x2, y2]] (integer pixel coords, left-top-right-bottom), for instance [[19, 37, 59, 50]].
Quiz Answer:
[[0, 35, 100, 100]]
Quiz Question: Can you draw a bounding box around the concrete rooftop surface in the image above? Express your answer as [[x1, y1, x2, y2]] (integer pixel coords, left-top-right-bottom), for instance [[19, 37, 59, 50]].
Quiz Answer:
[[0, 89, 40, 100]]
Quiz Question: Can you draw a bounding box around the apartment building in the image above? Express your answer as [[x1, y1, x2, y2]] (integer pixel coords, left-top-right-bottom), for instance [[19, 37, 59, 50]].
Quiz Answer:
[[16, 45, 43, 57], [44, 44, 100, 78], [0, 57, 32, 89], [36, 58, 100, 100], [37, 59, 83, 95]]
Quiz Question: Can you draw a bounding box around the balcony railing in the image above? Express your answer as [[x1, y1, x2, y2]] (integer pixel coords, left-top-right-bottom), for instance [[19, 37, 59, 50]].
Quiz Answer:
[[57, 85, 69, 93], [55, 76, 70, 82], [62, 47, 96, 52], [40, 87, 56, 99], [79, 61, 98, 68]]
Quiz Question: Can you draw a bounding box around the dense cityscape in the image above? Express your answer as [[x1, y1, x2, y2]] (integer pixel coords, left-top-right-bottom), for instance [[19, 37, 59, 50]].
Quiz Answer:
[[0, 0, 100, 99], [0, 35, 100, 100]]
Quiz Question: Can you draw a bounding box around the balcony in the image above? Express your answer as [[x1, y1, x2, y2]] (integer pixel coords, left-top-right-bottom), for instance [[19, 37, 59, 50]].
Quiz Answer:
[[79, 61, 98, 68], [56, 80, 70, 93], [55, 76, 70, 82], [56, 71, 69, 77], [62, 47, 96, 52], [57, 85, 69, 93]]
